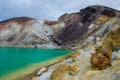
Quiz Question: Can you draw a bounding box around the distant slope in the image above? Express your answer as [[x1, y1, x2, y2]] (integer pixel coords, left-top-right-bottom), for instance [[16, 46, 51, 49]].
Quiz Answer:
[[0, 17, 64, 48]]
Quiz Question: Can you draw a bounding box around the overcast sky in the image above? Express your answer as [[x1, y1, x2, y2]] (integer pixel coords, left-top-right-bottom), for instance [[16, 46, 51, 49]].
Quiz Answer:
[[0, 0, 120, 21]]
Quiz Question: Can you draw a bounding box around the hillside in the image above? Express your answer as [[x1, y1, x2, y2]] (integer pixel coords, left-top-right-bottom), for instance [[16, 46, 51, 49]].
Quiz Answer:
[[0, 17, 64, 48], [37, 5, 120, 80], [0, 5, 120, 80]]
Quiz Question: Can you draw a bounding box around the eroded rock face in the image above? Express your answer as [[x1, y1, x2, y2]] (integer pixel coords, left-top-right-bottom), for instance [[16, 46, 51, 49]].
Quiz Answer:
[[0, 5, 119, 49], [91, 27, 120, 69], [0, 17, 64, 48], [54, 5, 120, 47]]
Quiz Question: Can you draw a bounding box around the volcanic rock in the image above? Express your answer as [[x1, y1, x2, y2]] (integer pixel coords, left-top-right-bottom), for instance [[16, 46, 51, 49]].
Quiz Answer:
[[53, 5, 120, 48], [0, 17, 64, 48]]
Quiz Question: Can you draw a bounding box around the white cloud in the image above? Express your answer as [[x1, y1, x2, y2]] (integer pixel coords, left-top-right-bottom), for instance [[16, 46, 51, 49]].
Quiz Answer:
[[9, 0, 34, 7], [0, 0, 120, 21]]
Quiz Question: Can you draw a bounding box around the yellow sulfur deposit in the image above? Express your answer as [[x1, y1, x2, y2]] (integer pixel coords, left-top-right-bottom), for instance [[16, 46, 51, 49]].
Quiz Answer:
[[69, 64, 78, 75], [91, 27, 120, 69], [50, 64, 69, 80]]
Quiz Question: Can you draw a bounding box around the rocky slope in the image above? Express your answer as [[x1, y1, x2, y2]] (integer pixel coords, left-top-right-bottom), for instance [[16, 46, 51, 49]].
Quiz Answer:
[[0, 17, 65, 48], [35, 5, 120, 80], [0, 5, 120, 80], [54, 5, 120, 49]]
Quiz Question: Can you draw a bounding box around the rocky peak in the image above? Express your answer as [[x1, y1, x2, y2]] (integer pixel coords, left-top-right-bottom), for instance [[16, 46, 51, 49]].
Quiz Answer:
[[54, 5, 120, 47]]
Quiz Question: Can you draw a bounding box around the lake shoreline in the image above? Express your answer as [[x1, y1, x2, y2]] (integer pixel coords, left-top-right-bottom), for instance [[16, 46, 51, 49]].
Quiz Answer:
[[0, 52, 73, 80], [17, 53, 73, 80]]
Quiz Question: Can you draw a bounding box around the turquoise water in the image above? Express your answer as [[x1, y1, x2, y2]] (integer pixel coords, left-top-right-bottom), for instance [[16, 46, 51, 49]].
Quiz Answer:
[[0, 47, 71, 77]]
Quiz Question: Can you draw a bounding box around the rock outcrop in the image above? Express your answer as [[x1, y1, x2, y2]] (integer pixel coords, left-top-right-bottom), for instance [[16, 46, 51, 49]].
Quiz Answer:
[[0, 17, 64, 48], [35, 5, 120, 80], [91, 27, 120, 69], [54, 5, 119, 48]]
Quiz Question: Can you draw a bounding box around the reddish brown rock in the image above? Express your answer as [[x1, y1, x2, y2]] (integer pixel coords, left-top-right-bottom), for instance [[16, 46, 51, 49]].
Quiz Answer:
[[44, 20, 61, 26], [0, 17, 33, 27], [90, 52, 111, 69], [91, 27, 120, 69], [53, 5, 119, 46]]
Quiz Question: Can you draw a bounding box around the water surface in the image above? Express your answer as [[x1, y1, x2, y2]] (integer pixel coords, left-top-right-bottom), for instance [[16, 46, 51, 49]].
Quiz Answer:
[[0, 47, 71, 77]]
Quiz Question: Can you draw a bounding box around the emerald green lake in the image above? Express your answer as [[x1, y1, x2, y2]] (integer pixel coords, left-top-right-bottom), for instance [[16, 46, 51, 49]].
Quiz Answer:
[[0, 47, 71, 77]]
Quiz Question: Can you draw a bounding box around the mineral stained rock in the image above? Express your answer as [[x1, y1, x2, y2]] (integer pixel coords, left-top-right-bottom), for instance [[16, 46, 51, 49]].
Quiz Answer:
[[50, 64, 78, 80], [44, 5, 120, 80], [50, 64, 69, 80], [0, 5, 119, 49], [0, 17, 64, 48], [69, 64, 78, 75], [91, 27, 120, 69], [90, 48, 112, 69], [53, 5, 119, 47]]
